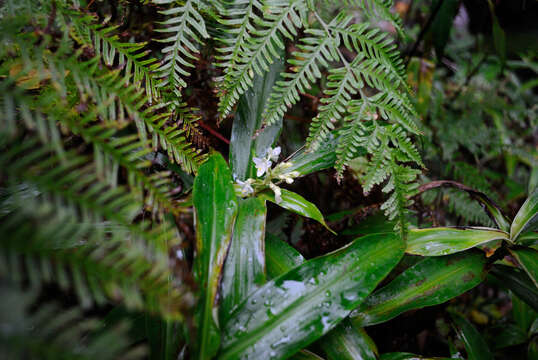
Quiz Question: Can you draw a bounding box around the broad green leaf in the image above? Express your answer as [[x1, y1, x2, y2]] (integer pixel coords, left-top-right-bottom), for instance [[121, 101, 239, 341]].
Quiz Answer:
[[192, 153, 238, 360], [287, 135, 337, 177], [265, 234, 378, 360], [351, 252, 487, 327], [511, 189, 538, 241], [431, 0, 459, 58], [510, 247, 538, 287], [518, 231, 538, 246], [318, 319, 378, 360], [229, 52, 284, 181], [380, 353, 452, 360], [219, 233, 405, 360], [512, 292, 538, 333], [450, 311, 493, 360], [290, 350, 326, 360], [419, 181, 511, 232], [259, 189, 335, 234], [265, 233, 305, 279], [220, 198, 267, 325], [406, 227, 508, 256], [490, 265, 538, 312]]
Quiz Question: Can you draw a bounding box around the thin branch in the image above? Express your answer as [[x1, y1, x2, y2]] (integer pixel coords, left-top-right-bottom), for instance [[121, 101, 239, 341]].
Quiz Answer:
[[404, 0, 445, 66]]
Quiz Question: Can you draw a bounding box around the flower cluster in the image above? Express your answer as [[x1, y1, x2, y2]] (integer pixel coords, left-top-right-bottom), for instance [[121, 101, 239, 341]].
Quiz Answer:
[[234, 146, 300, 203], [252, 146, 280, 177]]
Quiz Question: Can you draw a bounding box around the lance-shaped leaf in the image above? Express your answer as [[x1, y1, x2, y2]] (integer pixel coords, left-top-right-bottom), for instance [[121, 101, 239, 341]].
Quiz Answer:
[[380, 353, 452, 360], [192, 153, 238, 359], [490, 264, 538, 312], [450, 311, 493, 360], [290, 350, 327, 359], [229, 50, 284, 181], [259, 189, 335, 234], [418, 181, 511, 232], [286, 136, 338, 177], [220, 197, 267, 325], [518, 231, 538, 246], [511, 189, 538, 241], [512, 293, 537, 333], [509, 247, 538, 288], [351, 252, 487, 327], [265, 234, 305, 279], [218, 233, 405, 360], [406, 227, 509, 256], [318, 319, 378, 360], [265, 234, 378, 360]]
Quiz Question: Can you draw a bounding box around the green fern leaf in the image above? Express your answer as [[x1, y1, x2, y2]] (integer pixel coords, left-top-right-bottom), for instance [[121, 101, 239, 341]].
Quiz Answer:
[[263, 13, 351, 126], [154, 0, 209, 94], [217, 0, 307, 116]]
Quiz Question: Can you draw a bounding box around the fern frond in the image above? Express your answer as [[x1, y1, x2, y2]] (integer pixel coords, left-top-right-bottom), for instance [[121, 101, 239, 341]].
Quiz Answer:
[[217, 0, 307, 116], [336, 111, 421, 236], [64, 10, 161, 103], [263, 13, 351, 126], [62, 56, 206, 173], [215, 0, 260, 83], [0, 137, 187, 317], [335, 0, 405, 37], [0, 284, 147, 359], [154, 0, 209, 94], [334, 23, 407, 89], [446, 189, 495, 226], [380, 157, 421, 237], [5, 86, 182, 215], [306, 54, 363, 149]]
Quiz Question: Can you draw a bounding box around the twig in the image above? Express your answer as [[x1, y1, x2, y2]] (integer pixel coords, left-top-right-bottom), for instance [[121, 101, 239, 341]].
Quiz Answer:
[[198, 121, 230, 145], [404, 0, 445, 66]]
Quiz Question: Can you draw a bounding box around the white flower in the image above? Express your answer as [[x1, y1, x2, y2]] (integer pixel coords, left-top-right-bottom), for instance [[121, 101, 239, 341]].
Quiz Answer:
[[236, 179, 254, 196], [269, 182, 282, 204], [278, 174, 294, 184], [278, 170, 300, 184], [266, 146, 281, 161], [253, 156, 272, 177]]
